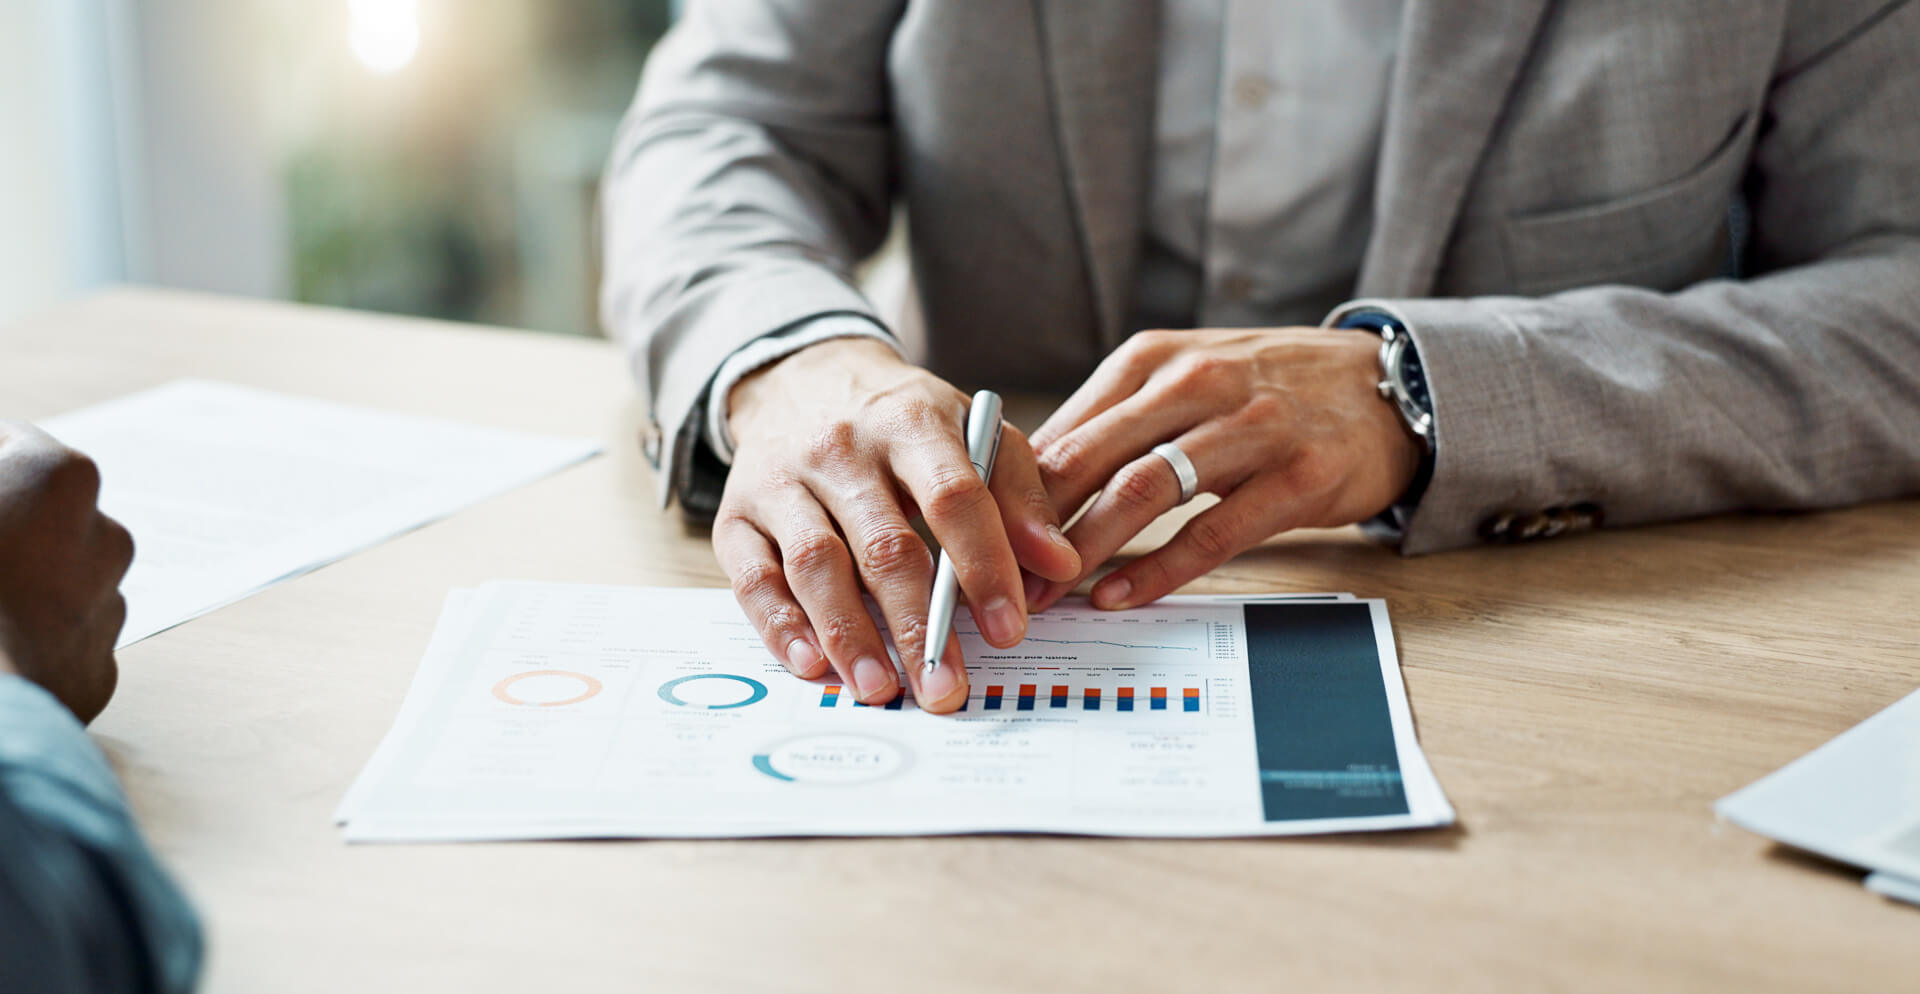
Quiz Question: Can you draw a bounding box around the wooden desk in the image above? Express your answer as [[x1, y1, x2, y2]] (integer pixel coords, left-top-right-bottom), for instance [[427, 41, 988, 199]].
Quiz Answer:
[[8, 289, 1918, 993]]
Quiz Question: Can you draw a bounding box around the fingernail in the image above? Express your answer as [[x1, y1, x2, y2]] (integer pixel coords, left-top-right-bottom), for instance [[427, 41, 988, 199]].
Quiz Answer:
[[1022, 572, 1046, 610], [852, 656, 896, 702], [1045, 524, 1072, 550], [785, 639, 821, 676], [980, 596, 1025, 645], [920, 653, 964, 704], [1094, 576, 1132, 610]]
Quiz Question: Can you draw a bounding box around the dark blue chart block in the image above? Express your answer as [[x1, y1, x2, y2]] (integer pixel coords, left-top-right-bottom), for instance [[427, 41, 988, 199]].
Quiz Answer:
[[1244, 602, 1408, 821]]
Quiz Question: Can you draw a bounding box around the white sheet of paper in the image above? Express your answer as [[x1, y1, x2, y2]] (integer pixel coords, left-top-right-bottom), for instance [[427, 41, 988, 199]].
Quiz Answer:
[[38, 381, 601, 647], [1865, 871, 1920, 907], [339, 582, 1452, 841], [1716, 687, 1920, 883]]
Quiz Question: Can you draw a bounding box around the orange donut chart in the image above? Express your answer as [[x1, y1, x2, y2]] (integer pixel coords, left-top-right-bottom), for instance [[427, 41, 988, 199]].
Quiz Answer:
[[491, 669, 604, 708]]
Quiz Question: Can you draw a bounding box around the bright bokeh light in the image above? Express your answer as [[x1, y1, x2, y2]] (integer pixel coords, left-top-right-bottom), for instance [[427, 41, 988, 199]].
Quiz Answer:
[[347, 0, 420, 75]]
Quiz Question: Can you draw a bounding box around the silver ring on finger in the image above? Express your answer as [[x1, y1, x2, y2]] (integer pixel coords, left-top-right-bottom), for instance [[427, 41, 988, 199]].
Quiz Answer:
[[1150, 442, 1200, 505]]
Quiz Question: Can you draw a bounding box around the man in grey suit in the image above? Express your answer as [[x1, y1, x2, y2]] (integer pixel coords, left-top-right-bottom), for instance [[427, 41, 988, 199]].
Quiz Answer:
[[601, 2, 1920, 714]]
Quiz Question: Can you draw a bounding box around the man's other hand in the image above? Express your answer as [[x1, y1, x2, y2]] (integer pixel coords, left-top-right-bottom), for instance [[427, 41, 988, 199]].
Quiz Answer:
[[1030, 327, 1422, 611], [0, 423, 134, 723]]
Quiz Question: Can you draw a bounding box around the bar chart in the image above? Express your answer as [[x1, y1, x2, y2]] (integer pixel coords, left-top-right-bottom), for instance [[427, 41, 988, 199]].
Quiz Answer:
[[975, 684, 1205, 712], [817, 685, 908, 710], [814, 683, 1211, 715]]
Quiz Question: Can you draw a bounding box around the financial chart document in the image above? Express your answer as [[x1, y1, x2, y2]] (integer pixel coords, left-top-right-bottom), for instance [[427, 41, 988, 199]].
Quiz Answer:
[[339, 584, 1453, 841]]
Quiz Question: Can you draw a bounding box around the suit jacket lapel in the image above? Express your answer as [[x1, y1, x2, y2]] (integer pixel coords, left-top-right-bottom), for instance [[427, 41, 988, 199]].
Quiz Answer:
[[1032, 1, 1159, 349], [1359, 0, 1554, 297]]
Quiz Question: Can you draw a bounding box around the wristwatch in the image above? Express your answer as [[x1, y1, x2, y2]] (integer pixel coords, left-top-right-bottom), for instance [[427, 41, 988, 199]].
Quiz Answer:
[[1338, 312, 1437, 528], [1374, 322, 1435, 451]]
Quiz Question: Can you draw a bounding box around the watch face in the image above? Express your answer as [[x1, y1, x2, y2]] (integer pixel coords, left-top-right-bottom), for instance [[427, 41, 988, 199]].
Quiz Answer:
[[1400, 348, 1432, 415]]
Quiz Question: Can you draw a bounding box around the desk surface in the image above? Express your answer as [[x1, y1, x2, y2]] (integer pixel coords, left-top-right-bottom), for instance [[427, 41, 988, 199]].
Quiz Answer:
[[7, 289, 1918, 993]]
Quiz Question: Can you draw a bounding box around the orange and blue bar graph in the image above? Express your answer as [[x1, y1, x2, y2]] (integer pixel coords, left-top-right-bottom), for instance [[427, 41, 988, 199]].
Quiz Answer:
[[918, 683, 1205, 714], [823, 684, 907, 709]]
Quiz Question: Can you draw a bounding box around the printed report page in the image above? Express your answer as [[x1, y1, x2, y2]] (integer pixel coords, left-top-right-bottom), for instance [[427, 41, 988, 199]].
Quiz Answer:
[[341, 584, 1452, 841]]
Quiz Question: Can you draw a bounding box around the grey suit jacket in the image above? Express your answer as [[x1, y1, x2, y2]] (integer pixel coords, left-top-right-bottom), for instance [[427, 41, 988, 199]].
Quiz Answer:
[[600, 0, 1920, 555]]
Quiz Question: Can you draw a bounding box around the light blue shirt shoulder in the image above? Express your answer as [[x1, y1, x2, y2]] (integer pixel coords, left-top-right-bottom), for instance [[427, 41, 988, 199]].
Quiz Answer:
[[0, 675, 202, 994]]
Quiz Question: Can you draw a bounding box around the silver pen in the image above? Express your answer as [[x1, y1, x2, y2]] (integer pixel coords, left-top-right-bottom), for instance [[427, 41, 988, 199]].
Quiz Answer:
[[923, 390, 1003, 672]]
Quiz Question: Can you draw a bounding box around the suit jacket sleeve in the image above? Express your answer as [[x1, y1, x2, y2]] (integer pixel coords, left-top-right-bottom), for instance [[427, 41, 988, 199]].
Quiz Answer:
[[599, 0, 906, 510], [0, 676, 202, 994], [1342, 0, 1920, 555]]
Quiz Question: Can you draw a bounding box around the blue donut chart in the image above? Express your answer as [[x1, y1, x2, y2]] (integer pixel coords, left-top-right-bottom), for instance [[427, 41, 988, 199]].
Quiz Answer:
[[657, 674, 769, 710], [751, 755, 795, 781]]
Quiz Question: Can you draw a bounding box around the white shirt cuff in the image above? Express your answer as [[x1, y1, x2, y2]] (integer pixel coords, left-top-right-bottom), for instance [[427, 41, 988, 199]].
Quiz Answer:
[[702, 316, 902, 464]]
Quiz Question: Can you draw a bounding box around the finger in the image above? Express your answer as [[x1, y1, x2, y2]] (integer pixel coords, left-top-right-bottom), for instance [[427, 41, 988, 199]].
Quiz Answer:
[[1026, 570, 1079, 615], [893, 443, 1027, 650], [88, 595, 124, 718], [1029, 330, 1178, 452], [986, 425, 1080, 591], [93, 513, 135, 585], [913, 625, 970, 715], [814, 491, 970, 712], [1047, 425, 1258, 612], [1055, 449, 1196, 609], [763, 492, 901, 703], [714, 513, 830, 680], [68, 592, 124, 725], [1089, 477, 1310, 610], [1036, 384, 1211, 525], [1029, 360, 1146, 454]]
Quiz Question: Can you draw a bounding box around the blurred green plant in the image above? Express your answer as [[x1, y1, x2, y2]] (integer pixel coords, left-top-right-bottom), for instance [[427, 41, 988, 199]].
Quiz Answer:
[[288, 143, 488, 321], [285, 0, 669, 330]]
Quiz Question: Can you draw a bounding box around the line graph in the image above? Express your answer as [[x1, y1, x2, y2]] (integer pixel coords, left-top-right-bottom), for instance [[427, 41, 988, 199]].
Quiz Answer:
[[1016, 635, 1198, 652], [957, 614, 1219, 663]]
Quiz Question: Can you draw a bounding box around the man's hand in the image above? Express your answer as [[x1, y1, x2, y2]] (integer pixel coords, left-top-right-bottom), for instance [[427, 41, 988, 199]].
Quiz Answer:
[[1029, 327, 1421, 611], [0, 423, 134, 723], [717, 338, 1081, 713]]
